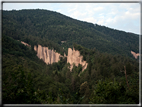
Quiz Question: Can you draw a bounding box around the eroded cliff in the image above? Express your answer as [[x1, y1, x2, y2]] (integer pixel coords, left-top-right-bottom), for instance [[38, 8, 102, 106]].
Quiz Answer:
[[21, 41, 31, 47], [131, 51, 139, 59], [20, 41, 88, 71], [67, 48, 88, 72], [19, 40, 31, 47], [34, 45, 61, 64], [34, 45, 88, 71]]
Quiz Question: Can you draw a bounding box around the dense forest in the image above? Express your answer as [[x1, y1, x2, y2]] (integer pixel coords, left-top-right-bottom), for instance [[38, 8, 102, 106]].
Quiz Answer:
[[2, 9, 140, 104], [2, 9, 139, 58]]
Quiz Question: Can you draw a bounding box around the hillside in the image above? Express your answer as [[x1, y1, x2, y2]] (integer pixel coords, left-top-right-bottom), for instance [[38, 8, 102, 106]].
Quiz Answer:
[[2, 35, 139, 104], [2, 9, 139, 104], [2, 35, 68, 103], [2, 9, 139, 58]]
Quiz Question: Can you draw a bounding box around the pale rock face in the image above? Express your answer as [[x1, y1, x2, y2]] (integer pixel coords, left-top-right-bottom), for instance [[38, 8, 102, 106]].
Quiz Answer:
[[67, 48, 73, 64], [64, 53, 66, 57], [20, 41, 88, 72], [131, 51, 139, 59], [21, 41, 31, 47], [34, 45, 37, 52], [67, 48, 88, 72], [34, 44, 61, 64], [56, 53, 61, 62]]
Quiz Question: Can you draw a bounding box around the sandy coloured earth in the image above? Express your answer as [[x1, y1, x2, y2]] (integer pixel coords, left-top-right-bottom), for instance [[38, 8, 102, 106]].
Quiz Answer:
[[34, 44, 61, 64], [20, 41, 88, 71], [131, 51, 139, 59], [67, 48, 88, 72], [20, 41, 140, 72]]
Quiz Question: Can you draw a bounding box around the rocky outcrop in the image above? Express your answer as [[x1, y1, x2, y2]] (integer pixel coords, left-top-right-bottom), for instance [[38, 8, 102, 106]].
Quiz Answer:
[[21, 41, 31, 47], [34, 45, 61, 64], [67, 48, 88, 72], [34, 45, 88, 71], [19, 41, 88, 72], [131, 51, 139, 59]]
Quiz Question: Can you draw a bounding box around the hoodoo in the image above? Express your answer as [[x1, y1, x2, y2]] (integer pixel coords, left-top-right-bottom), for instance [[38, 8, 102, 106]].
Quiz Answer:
[[34, 45, 61, 64], [20, 41, 88, 71], [131, 51, 139, 59], [20, 41, 31, 47], [67, 48, 88, 72]]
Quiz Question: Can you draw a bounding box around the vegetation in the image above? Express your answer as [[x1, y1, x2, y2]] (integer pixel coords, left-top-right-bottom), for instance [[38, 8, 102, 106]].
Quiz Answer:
[[2, 9, 139, 104], [2, 35, 139, 104], [2, 9, 139, 58]]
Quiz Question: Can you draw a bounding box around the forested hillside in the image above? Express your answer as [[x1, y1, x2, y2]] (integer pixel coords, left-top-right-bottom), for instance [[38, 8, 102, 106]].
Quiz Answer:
[[2, 35, 139, 104], [2, 9, 139, 104], [2, 9, 139, 58]]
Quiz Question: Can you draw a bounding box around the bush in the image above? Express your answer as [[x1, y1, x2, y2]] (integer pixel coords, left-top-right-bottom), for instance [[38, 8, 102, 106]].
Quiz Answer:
[[89, 79, 138, 104]]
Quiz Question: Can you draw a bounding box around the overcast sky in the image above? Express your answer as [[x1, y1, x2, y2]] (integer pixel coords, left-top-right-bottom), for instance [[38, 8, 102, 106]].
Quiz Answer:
[[1, 0, 141, 35]]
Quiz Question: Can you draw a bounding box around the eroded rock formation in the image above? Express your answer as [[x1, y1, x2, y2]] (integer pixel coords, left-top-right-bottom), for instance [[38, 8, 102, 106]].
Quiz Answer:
[[67, 48, 88, 72], [131, 51, 139, 59], [21, 41, 31, 47], [19, 41, 88, 72], [34, 45, 61, 64]]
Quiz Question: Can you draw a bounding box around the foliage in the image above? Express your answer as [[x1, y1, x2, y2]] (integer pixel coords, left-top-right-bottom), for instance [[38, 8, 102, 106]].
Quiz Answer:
[[2, 9, 139, 58], [89, 79, 138, 104], [2, 36, 139, 104], [2, 9, 139, 104]]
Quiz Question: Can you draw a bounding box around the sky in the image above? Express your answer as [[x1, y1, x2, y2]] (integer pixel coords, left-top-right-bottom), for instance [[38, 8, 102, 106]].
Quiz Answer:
[[1, 0, 141, 35]]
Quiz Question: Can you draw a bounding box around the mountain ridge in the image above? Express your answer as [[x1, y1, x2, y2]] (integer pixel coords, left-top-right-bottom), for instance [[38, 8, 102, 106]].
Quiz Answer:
[[2, 9, 139, 59]]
